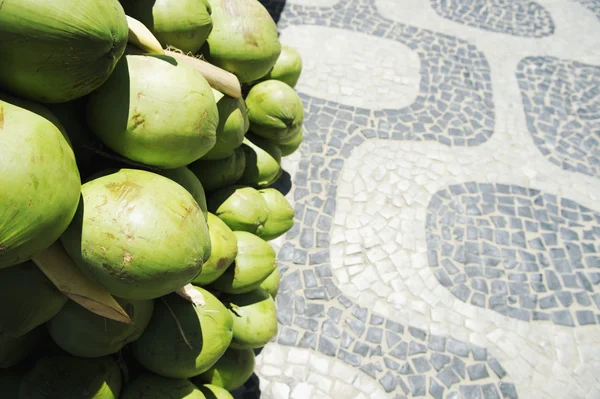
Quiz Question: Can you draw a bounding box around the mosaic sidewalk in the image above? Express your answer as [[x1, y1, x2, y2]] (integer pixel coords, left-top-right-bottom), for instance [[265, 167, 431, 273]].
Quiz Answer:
[[249, 0, 600, 398]]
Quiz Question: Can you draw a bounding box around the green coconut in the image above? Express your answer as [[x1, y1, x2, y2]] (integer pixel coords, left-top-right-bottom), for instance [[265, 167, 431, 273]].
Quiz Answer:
[[47, 297, 154, 358], [19, 355, 121, 399], [257, 188, 294, 241], [246, 80, 304, 142], [192, 347, 254, 391], [0, 370, 21, 398], [259, 266, 280, 298], [209, 232, 276, 294], [263, 44, 303, 88], [221, 288, 278, 349], [237, 136, 282, 188], [201, 0, 281, 83], [0, 0, 128, 103], [121, 0, 213, 54], [86, 54, 218, 168], [61, 169, 211, 300], [122, 373, 207, 399], [197, 384, 234, 399], [193, 214, 238, 286], [277, 128, 303, 156], [0, 327, 43, 369], [0, 94, 81, 268], [201, 90, 249, 160], [0, 261, 67, 338], [189, 146, 246, 192], [158, 167, 208, 220], [207, 186, 269, 234], [132, 287, 233, 379]]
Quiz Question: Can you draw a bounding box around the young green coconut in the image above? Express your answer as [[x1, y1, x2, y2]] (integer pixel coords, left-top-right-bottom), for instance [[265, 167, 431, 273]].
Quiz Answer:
[[245, 80, 304, 143], [261, 44, 303, 88], [0, 261, 67, 338], [47, 297, 154, 358], [257, 188, 295, 241], [0, 94, 81, 269], [208, 232, 276, 294], [18, 355, 121, 399], [260, 266, 280, 298], [132, 287, 233, 379], [220, 288, 278, 349], [192, 213, 238, 286], [192, 347, 255, 391], [200, 89, 249, 161], [201, 0, 281, 83], [60, 169, 211, 300], [237, 135, 282, 188], [158, 166, 209, 220], [197, 384, 234, 399], [121, 0, 213, 54], [207, 186, 270, 234], [189, 146, 247, 192], [121, 372, 207, 399], [0, 0, 128, 103], [0, 327, 44, 369], [86, 54, 218, 169]]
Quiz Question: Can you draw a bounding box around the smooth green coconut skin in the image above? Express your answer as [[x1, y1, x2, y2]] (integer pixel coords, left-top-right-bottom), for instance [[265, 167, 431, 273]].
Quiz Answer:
[[221, 289, 278, 349], [202, 0, 281, 83], [259, 266, 280, 298], [86, 54, 218, 169], [201, 90, 249, 160], [197, 384, 234, 399], [237, 136, 282, 188], [159, 167, 208, 220], [193, 213, 238, 286], [209, 232, 276, 294], [132, 287, 233, 379], [121, 0, 213, 54], [0, 327, 43, 369], [263, 44, 303, 88], [61, 169, 211, 300], [122, 373, 207, 399], [19, 355, 121, 399], [47, 297, 154, 358], [0, 261, 67, 338], [193, 347, 254, 391], [207, 186, 270, 234], [257, 188, 294, 241], [246, 80, 304, 142], [0, 94, 81, 269], [277, 128, 303, 156], [0, 0, 127, 103], [189, 147, 246, 192]]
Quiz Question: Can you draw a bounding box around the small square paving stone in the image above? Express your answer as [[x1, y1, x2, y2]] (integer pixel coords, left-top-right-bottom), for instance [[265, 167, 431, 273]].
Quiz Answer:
[[460, 385, 483, 399], [499, 382, 518, 399], [386, 331, 403, 349], [319, 336, 337, 356], [338, 296, 352, 308], [451, 357, 466, 379], [327, 307, 342, 323], [366, 327, 383, 344], [471, 346, 487, 361], [340, 331, 354, 349], [467, 364, 490, 381], [379, 371, 397, 393], [386, 319, 405, 334], [346, 318, 365, 337], [385, 357, 400, 370], [370, 345, 383, 356], [552, 310, 575, 326], [353, 306, 368, 321], [303, 270, 317, 288], [398, 362, 414, 375], [360, 363, 378, 378], [391, 342, 408, 360], [298, 332, 317, 349], [447, 338, 470, 357], [437, 367, 461, 388], [429, 378, 445, 399], [278, 328, 298, 346], [487, 358, 506, 378], [353, 342, 370, 357], [409, 327, 427, 340], [429, 335, 447, 352], [338, 349, 360, 366], [407, 376, 426, 396], [576, 310, 597, 325], [370, 314, 384, 325], [481, 383, 501, 399], [323, 320, 342, 338], [305, 303, 324, 317], [431, 353, 451, 371], [409, 341, 428, 356]]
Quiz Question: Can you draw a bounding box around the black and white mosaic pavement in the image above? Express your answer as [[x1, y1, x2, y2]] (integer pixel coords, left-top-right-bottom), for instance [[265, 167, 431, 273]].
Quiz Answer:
[[428, 0, 555, 38], [426, 182, 600, 327], [574, 0, 600, 20], [266, 0, 496, 147], [517, 57, 600, 178]]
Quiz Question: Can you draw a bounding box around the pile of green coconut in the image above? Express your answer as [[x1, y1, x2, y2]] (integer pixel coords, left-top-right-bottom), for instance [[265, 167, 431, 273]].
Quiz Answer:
[[0, 0, 304, 397]]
